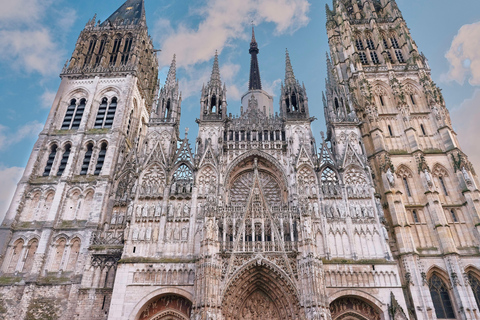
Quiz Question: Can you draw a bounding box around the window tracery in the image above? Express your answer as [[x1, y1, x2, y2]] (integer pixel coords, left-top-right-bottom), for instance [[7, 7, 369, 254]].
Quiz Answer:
[[139, 164, 166, 198], [197, 166, 217, 197], [229, 171, 281, 205], [171, 164, 193, 194], [94, 97, 117, 129], [468, 272, 480, 310], [429, 273, 455, 319], [297, 167, 317, 197]]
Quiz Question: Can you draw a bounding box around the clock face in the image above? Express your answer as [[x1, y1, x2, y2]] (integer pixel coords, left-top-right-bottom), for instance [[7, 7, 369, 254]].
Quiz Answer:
[[229, 170, 281, 206]]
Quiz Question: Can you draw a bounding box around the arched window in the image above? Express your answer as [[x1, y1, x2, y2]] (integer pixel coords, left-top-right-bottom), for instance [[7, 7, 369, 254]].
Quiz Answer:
[[334, 98, 339, 113], [165, 99, 171, 119], [22, 239, 38, 274], [321, 167, 338, 184], [80, 143, 93, 175], [396, 50, 405, 63], [211, 95, 217, 113], [95, 38, 106, 67], [370, 51, 380, 64], [366, 38, 375, 50], [291, 93, 297, 111], [420, 124, 427, 136], [43, 144, 58, 176], [439, 176, 449, 196], [388, 125, 393, 136], [412, 210, 419, 223], [126, 110, 133, 136], [66, 239, 81, 271], [172, 164, 193, 194], [56, 144, 71, 176], [359, 51, 368, 65], [50, 238, 66, 271], [355, 39, 364, 51], [379, 95, 385, 106], [94, 97, 117, 128], [468, 272, 480, 310], [429, 273, 455, 319], [71, 99, 86, 130], [450, 209, 458, 223], [110, 38, 122, 66], [121, 37, 133, 65], [391, 37, 400, 49], [62, 99, 85, 130], [84, 38, 97, 66], [94, 143, 107, 175], [403, 177, 412, 197], [7, 239, 24, 273]]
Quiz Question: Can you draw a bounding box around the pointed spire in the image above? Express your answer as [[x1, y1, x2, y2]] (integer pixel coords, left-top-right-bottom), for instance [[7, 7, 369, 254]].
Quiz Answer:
[[209, 51, 222, 87], [249, 26, 262, 91], [285, 49, 296, 86], [101, 0, 145, 26], [165, 54, 177, 89]]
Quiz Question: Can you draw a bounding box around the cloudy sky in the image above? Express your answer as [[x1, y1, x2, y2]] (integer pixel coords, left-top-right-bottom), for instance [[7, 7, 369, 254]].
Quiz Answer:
[[1, 0, 480, 221]]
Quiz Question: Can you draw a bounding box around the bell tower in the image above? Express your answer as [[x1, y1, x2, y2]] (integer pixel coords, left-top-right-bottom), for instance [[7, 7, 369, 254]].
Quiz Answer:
[[0, 0, 159, 319], [326, 0, 480, 318]]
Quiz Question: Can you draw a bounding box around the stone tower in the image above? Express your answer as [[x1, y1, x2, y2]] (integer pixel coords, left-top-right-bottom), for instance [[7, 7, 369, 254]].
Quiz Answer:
[[0, 0, 158, 319], [325, 0, 480, 319]]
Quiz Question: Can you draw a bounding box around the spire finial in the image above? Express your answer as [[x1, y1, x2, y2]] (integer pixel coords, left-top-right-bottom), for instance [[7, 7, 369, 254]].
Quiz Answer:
[[249, 25, 262, 90], [165, 54, 177, 88], [209, 50, 222, 87], [285, 48, 296, 86]]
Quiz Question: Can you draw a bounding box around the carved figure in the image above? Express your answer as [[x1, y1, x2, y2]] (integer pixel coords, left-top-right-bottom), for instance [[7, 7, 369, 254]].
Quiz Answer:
[[386, 168, 395, 187]]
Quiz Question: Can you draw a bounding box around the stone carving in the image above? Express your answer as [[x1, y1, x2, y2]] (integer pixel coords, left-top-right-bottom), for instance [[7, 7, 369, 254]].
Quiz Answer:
[[386, 168, 395, 187], [240, 291, 280, 320], [139, 164, 165, 198]]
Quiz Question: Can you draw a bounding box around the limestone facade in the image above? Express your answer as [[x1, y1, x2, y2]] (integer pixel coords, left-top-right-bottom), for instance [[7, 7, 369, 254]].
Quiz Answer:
[[0, 0, 478, 320]]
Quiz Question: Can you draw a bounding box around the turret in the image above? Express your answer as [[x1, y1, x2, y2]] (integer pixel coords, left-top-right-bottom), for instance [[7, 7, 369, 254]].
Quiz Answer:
[[280, 49, 309, 119], [199, 52, 227, 122], [153, 55, 182, 124]]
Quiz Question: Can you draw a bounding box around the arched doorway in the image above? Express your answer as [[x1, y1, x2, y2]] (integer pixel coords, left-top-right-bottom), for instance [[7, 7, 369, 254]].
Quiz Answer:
[[222, 259, 302, 319], [330, 296, 382, 320], [137, 294, 192, 320]]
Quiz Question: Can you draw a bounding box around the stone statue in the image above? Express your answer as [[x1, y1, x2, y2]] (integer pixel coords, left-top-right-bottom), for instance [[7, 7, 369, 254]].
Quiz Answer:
[[386, 168, 395, 187], [313, 202, 319, 218], [183, 204, 190, 217], [424, 169, 432, 186], [171, 179, 177, 194], [146, 227, 152, 240], [205, 218, 217, 240], [303, 219, 312, 239], [132, 228, 139, 241]]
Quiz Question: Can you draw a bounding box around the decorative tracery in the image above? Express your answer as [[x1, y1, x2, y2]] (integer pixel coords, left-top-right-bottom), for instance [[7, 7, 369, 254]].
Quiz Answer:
[[139, 164, 166, 198], [171, 164, 193, 194], [428, 273, 455, 319], [229, 170, 281, 206], [468, 272, 480, 310], [297, 167, 317, 197]]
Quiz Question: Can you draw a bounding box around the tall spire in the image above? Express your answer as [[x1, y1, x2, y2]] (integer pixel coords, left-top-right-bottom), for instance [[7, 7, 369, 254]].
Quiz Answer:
[[285, 49, 296, 86], [209, 51, 222, 87], [101, 0, 145, 26], [249, 26, 262, 91], [165, 54, 177, 89]]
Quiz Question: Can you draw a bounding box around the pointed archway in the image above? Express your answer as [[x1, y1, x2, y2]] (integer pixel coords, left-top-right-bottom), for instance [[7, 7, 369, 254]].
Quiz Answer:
[[222, 258, 302, 320], [330, 296, 382, 320]]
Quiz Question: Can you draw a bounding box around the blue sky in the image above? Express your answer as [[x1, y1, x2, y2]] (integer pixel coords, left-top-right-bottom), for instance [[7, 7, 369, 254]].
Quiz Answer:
[[1, 0, 480, 220]]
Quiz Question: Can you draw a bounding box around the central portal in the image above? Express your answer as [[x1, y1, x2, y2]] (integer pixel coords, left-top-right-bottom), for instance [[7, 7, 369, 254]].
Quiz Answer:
[[240, 290, 280, 320]]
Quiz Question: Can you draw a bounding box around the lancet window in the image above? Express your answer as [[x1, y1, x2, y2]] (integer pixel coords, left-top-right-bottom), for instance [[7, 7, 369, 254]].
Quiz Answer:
[[468, 272, 480, 310], [110, 37, 122, 66], [62, 99, 86, 130], [56, 143, 71, 176], [80, 143, 93, 175], [94, 97, 117, 129], [121, 36, 133, 65], [94, 142, 107, 175], [43, 144, 58, 176], [429, 273, 455, 319], [171, 165, 193, 194]]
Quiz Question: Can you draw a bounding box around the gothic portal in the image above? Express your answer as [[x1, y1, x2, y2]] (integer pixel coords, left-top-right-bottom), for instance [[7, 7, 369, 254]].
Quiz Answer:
[[1, 0, 480, 319]]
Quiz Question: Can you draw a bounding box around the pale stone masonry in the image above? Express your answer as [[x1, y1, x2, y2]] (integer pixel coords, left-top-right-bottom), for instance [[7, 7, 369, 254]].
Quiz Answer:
[[0, 0, 479, 319]]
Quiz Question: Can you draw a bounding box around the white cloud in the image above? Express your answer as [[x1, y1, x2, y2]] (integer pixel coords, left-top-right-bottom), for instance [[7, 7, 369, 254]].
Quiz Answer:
[[0, 0, 73, 76], [442, 21, 480, 85], [0, 29, 64, 75], [0, 166, 24, 224], [451, 89, 480, 171], [41, 89, 57, 109], [156, 0, 310, 68], [0, 121, 44, 151], [263, 78, 282, 97]]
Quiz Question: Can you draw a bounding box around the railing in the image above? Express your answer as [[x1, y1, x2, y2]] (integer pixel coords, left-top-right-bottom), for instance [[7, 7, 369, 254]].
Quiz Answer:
[[220, 240, 298, 253]]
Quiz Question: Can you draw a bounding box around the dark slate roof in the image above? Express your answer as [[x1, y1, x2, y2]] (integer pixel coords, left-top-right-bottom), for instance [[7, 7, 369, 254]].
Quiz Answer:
[[101, 0, 145, 26]]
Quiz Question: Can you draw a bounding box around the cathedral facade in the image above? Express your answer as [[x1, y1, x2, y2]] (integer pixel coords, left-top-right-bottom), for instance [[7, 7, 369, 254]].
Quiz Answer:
[[1, 0, 480, 319]]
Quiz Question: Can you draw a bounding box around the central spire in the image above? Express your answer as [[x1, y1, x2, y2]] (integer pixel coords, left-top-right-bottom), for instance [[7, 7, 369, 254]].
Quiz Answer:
[[249, 27, 262, 91]]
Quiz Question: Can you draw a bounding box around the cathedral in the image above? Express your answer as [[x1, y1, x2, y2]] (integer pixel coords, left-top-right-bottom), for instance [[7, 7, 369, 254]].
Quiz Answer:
[[1, 0, 480, 319]]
